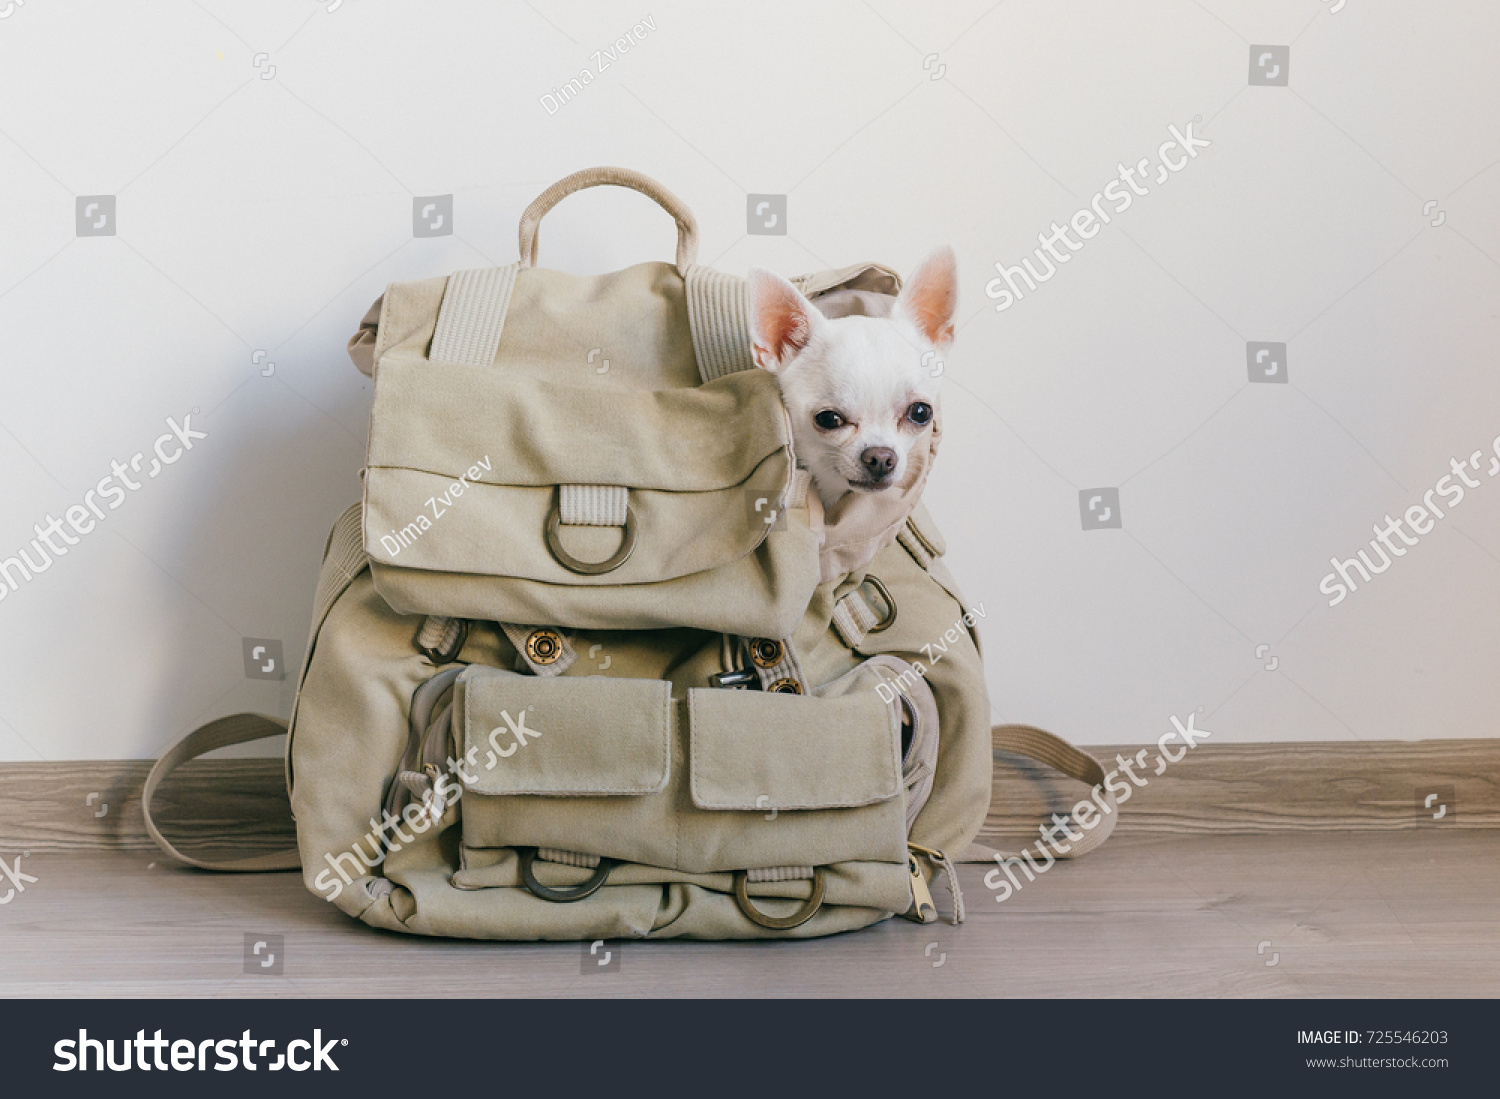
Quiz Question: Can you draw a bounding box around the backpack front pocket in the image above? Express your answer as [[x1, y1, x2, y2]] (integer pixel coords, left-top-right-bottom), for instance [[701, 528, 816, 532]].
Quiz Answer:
[[453, 663, 911, 879], [455, 668, 677, 870], [676, 682, 909, 873]]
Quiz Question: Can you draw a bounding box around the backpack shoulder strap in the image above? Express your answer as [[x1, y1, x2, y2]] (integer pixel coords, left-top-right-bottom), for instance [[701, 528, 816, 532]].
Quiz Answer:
[[956, 723, 1119, 863], [684, 264, 755, 382], [428, 265, 521, 366], [142, 714, 299, 872], [143, 504, 364, 873]]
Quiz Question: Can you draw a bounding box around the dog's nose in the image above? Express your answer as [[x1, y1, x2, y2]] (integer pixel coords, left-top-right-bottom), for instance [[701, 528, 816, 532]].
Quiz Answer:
[[861, 447, 897, 479]]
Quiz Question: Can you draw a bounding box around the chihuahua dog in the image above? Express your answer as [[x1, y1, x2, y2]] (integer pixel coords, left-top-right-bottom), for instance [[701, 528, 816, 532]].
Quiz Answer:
[[748, 248, 957, 517]]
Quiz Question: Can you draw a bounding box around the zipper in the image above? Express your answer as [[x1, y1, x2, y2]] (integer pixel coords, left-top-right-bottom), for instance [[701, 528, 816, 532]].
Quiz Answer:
[[902, 849, 938, 924], [898, 692, 928, 775]]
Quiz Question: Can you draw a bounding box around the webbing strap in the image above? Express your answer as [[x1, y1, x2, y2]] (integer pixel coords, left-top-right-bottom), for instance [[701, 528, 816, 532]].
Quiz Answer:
[[684, 265, 755, 382], [288, 502, 369, 773], [428, 264, 520, 366], [315, 503, 368, 646], [142, 714, 300, 872], [896, 520, 937, 570], [149, 503, 366, 873], [988, 723, 1119, 860], [829, 580, 894, 650], [746, 866, 816, 883], [414, 614, 467, 663], [558, 484, 628, 526]]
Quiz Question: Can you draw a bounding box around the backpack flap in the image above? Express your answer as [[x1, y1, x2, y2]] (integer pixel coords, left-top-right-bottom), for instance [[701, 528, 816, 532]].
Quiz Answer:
[[360, 169, 823, 638], [364, 364, 818, 636]]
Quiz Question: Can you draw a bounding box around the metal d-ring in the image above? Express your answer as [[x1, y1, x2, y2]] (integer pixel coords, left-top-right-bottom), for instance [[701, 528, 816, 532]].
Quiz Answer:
[[412, 616, 469, 665], [733, 868, 826, 930], [545, 504, 638, 576], [861, 575, 897, 633], [518, 848, 615, 902]]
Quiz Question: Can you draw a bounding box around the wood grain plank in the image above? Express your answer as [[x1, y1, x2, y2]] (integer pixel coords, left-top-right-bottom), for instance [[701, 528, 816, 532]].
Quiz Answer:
[[980, 739, 1500, 847], [0, 760, 294, 853], [2, 737, 1497, 854], [2, 833, 1496, 997]]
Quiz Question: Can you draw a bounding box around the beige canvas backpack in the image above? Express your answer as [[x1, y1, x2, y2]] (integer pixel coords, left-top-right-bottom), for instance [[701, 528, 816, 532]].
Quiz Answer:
[[144, 168, 1116, 939]]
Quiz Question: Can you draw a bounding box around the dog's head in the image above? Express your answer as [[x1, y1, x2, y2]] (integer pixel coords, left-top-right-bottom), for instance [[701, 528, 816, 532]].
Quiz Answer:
[[748, 248, 957, 510]]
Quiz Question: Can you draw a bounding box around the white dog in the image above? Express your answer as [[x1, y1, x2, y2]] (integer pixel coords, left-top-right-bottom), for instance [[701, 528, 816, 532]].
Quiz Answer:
[[747, 248, 957, 518]]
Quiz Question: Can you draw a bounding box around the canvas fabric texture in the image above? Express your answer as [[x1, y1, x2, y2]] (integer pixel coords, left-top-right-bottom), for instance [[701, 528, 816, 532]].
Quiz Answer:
[[145, 168, 1115, 941]]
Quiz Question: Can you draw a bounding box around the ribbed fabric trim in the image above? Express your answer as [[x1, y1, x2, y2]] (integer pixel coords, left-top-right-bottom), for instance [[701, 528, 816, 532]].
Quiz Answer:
[[746, 866, 815, 883], [311, 504, 367, 650], [536, 848, 601, 868], [287, 502, 369, 790], [685, 265, 755, 382], [559, 484, 628, 526], [415, 614, 465, 660], [429, 265, 519, 365], [830, 588, 882, 649], [897, 520, 935, 570]]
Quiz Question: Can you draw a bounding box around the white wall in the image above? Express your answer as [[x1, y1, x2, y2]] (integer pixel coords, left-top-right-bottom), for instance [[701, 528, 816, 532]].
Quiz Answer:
[[1, 0, 1496, 758]]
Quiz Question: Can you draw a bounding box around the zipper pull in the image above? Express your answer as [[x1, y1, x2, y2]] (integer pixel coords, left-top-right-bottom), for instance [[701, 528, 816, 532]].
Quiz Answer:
[[902, 850, 938, 924], [708, 668, 757, 689], [907, 841, 947, 864], [908, 843, 962, 925]]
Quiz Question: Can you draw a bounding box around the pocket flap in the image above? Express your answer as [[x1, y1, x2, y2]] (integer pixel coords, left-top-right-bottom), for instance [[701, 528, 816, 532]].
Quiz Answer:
[[687, 686, 902, 811], [458, 668, 671, 796], [364, 367, 795, 586]]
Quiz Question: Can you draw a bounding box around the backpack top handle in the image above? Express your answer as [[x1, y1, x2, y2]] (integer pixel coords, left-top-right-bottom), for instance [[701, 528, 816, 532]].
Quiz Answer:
[[517, 166, 700, 271]]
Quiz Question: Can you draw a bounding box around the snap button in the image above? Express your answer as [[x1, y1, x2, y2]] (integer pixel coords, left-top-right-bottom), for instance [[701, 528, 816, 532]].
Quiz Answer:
[[767, 678, 802, 694], [749, 638, 784, 668], [525, 628, 564, 666]]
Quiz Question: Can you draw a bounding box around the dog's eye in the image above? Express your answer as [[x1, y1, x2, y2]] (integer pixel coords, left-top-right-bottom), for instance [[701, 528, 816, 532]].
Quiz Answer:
[[814, 410, 846, 431], [906, 402, 933, 426]]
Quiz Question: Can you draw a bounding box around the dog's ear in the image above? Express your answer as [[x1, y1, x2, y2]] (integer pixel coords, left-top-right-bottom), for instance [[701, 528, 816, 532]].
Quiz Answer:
[[748, 267, 823, 374], [894, 246, 958, 350]]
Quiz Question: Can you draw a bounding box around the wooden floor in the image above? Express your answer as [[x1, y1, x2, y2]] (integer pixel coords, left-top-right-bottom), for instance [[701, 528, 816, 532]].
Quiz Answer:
[[3, 830, 1497, 997]]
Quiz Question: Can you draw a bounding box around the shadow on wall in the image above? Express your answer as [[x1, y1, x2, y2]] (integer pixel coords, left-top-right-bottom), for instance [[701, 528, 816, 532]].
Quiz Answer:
[[139, 324, 373, 768]]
